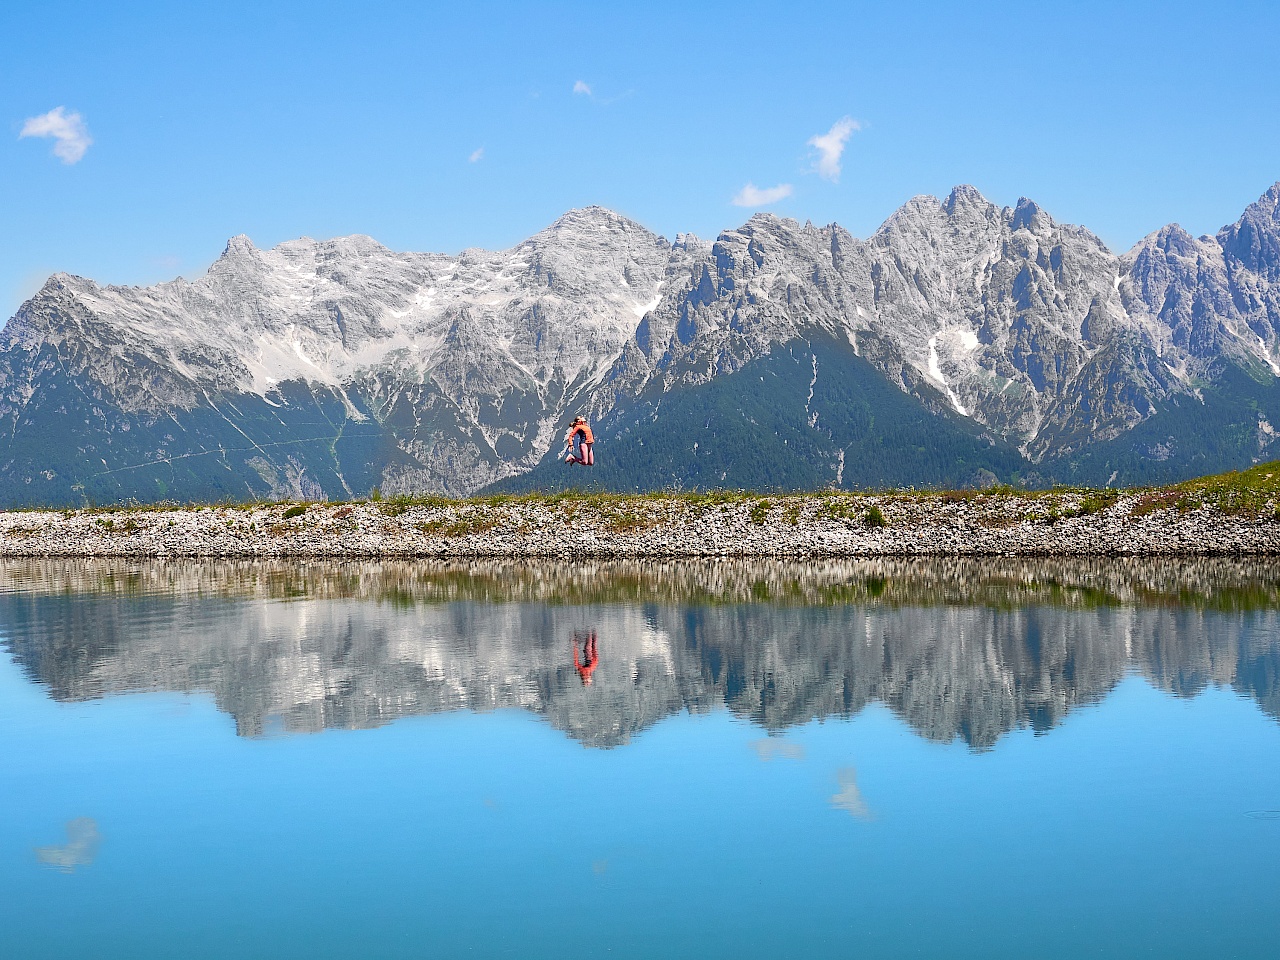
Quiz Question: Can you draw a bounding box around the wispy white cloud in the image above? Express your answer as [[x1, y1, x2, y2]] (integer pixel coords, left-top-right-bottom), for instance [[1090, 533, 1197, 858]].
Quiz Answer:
[[807, 116, 860, 182], [469, 147, 484, 163], [731, 182, 793, 208], [19, 106, 92, 164], [570, 79, 633, 106]]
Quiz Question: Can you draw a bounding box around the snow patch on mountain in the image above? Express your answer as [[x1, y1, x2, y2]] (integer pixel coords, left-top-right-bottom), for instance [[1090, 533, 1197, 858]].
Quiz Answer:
[[927, 336, 969, 416]]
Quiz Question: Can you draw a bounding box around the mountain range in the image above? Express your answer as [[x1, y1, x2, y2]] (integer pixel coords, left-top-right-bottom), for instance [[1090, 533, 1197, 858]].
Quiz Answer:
[[4, 183, 1280, 505]]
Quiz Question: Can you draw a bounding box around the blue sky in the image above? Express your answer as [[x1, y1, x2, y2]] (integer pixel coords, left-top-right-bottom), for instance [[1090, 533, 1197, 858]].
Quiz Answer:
[[3, 0, 1278, 315]]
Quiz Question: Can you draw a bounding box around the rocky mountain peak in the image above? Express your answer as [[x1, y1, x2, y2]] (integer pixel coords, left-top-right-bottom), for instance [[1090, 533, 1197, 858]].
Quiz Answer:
[[1130, 223, 1202, 262], [672, 232, 705, 252], [874, 194, 945, 237], [314, 234, 392, 259], [1257, 181, 1280, 215], [1010, 197, 1052, 233], [536, 206, 660, 244], [705, 214, 825, 290], [219, 234, 258, 257], [206, 234, 271, 284], [551, 204, 625, 223], [943, 184, 995, 215], [1228, 182, 1280, 232], [39, 273, 89, 296], [729, 213, 805, 246], [1218, 182, 1280, 279]]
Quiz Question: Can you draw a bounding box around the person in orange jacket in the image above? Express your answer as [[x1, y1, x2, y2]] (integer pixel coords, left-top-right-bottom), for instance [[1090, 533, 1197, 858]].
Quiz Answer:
[[563, 416, 594, 466], [573, 630, 599, 686]]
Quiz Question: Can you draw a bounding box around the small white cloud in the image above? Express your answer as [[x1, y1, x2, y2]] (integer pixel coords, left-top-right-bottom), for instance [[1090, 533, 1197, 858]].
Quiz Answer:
[[731, 182, 793, 208], [807, 116, 860, 182], [469, 147, 484, 163], [573, 80, 592, 95], [19, 106, 92, 164]]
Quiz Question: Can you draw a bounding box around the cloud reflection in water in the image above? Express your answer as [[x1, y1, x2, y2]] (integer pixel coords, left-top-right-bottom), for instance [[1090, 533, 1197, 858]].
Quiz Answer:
[[750, 738, 806, 761], [34, 817, 100, 873], [830, 769, 873, 820]]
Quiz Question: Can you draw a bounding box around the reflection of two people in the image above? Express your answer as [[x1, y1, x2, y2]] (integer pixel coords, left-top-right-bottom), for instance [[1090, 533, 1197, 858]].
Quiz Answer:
[[573, 630, 599, 686]]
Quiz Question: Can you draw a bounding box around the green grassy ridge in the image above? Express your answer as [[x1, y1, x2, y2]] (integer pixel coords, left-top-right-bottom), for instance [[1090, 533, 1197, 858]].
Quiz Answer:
[[9, 458, 1280, 521]]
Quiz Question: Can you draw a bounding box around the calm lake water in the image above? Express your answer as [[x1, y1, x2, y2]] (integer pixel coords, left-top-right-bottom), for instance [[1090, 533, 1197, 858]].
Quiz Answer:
[[2, 559, 1278, 959]]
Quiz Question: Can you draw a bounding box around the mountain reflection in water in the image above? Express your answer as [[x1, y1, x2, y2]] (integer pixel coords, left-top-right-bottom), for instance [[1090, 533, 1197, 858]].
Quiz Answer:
[[2, 558, 1279, 750]]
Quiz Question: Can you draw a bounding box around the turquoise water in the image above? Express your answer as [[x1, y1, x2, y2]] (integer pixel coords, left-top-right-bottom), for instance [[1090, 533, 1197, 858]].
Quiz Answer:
[[1, 560, 1278, 959]]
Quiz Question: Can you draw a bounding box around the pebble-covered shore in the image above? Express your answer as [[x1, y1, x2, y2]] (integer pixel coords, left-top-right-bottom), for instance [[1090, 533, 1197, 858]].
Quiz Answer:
[[1, 490, 1277, 557]]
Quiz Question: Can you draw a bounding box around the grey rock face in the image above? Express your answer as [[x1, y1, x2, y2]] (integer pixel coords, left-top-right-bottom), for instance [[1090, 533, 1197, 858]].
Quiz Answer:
[[617, 186, 1248, 460], [0, 208, 697, 499], [1123, 185, 1280, 379], [574, 182, 1280, 477], [4, 185, 1280, 502]]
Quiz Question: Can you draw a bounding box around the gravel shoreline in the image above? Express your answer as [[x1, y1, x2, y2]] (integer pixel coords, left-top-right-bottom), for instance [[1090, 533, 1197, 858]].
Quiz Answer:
[[2, 490, 1278, 558]]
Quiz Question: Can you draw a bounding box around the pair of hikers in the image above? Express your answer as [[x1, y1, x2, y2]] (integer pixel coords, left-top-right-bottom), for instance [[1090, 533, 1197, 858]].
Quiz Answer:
[[562, 416, 594, 467]]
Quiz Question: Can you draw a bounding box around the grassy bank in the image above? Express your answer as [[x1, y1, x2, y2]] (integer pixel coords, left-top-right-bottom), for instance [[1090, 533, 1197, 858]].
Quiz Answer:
[[19, 458, 1280, 520]]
